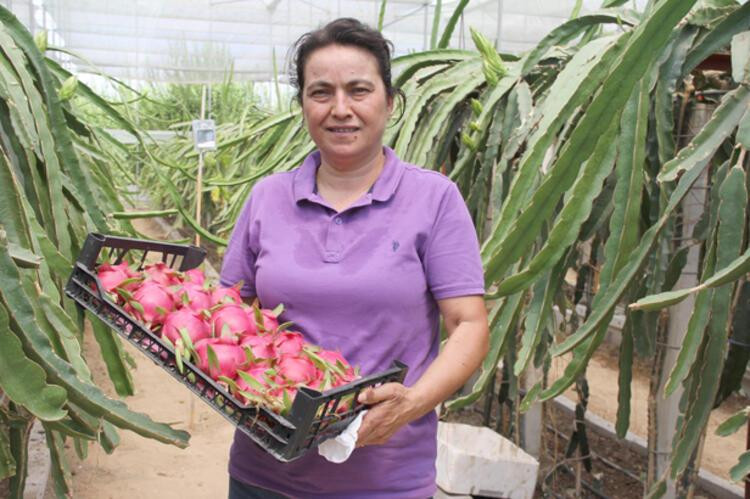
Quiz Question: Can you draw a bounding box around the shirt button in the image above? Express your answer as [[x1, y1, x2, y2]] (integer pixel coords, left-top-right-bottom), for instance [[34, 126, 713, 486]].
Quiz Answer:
[[334, 217, 343, 225]]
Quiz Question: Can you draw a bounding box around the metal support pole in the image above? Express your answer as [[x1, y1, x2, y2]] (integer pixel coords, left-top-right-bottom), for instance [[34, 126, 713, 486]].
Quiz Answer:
[[495, 0, 504, 50]]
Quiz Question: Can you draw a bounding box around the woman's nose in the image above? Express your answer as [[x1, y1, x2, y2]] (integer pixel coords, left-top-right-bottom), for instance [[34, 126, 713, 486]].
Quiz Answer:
[[331, 92, 352, 118]]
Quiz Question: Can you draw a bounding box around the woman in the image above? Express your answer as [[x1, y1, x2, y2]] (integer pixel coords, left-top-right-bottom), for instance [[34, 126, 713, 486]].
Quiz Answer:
[[220, 17, 489, 499]]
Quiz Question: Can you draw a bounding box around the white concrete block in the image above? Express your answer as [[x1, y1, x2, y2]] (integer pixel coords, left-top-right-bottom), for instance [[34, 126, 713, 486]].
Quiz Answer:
[[437, 422, 538, 499]]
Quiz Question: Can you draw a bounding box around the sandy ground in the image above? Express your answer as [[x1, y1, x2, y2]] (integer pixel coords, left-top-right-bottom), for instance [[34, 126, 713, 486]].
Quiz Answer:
[[66, 332, 234, 499], [61, 217, 746, 498]]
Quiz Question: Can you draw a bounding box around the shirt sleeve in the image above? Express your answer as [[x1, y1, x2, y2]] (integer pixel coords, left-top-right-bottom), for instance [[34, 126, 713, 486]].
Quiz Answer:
[[219, 192, 258, 298], [423, 182, 485, 300]]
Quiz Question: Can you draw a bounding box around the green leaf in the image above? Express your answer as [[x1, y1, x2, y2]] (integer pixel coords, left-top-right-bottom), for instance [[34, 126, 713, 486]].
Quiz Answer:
[[99, 421, 120, 454], [730, 450, 750, 482], [654, 26, 699, 166], [143, 157, 228, 246], [237, 369, 266, 392], [683, 2, 750, 74], [646, 479, 667, 499], [0, 238, 189, 447], [716, 281, 750, 404], [514, 259, 565, 375], [207, 344, 220, 374], [491, 119, 618, 296], [601, 78, 649, 290], [429, 0, 442, 49], [519, 14, 629, 76], [631, 241, 750, 312], [393, 58, 482, 159], [0, 24, 72, 259], [549, 158, 712, 377], [615, 318, 634, 437], [0, 302, 67, 420], [481, 33, 626, 268], [716, 407, 750, 436], [175, 346, 184, 374], [737, 106, 750, 150], [446, 292, 524, 410], [90, 317, 135, 397], [658, 85, 750, 182], [663, 242, 714, 396], [519, 382, 542, 413], [7, 242, 41, 268], [670, 165, 746, 477], [45, 417, 98, 441], [392, 49, 473, 88], [44, 427, 72, 498], [0, 414, 16, 480], [39, 293, 93, 382], [437, 0, 470, 49], [110, 209, 178, 220], [377, 0, 387, 31], [486, 0, 696, 288]]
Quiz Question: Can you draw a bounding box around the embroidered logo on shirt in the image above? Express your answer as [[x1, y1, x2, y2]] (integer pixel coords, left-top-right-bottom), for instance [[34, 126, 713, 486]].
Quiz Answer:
[[392, 240, 400, 252]]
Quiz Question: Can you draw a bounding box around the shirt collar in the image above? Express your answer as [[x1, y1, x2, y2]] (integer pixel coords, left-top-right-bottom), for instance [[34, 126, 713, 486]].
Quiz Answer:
[[292, 146, 405, 205]]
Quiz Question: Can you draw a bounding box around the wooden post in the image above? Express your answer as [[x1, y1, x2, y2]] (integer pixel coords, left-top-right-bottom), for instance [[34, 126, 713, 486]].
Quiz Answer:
[[189, 85, 208, 430], [194, 85, 207, 248]]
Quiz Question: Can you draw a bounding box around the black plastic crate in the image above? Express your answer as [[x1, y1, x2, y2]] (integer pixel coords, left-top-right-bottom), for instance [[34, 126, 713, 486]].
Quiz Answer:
[[64, 233, 408, 462]]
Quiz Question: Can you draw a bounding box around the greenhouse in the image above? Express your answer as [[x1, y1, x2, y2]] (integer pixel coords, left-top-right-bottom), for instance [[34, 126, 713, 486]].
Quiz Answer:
[[0, 0, 749, 498]]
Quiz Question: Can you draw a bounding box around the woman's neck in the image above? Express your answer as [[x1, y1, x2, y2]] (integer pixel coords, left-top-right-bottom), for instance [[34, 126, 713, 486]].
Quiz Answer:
[[316, 149, 385, 212]]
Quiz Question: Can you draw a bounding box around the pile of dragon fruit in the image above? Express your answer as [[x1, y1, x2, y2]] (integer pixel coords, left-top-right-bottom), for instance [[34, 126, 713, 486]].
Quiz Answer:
[[96, 261, 359, 415]]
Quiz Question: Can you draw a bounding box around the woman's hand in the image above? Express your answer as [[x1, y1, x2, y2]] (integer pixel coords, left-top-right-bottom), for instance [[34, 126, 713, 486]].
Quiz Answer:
[[355, 383, 423, 447]]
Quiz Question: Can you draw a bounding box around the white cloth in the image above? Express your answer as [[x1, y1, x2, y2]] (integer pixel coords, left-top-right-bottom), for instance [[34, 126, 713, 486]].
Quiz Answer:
[[317, 410, 367, 463]]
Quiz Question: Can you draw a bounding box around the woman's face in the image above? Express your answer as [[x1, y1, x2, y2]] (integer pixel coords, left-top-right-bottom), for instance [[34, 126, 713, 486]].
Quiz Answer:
[[301, 44, 393, 169]]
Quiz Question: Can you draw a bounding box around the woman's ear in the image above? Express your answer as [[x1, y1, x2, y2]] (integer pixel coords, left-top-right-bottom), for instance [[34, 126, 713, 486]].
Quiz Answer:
[[386, 95, 394, 116]]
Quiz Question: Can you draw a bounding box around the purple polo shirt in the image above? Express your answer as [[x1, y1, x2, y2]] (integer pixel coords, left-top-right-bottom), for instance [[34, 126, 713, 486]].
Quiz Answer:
[[219, 146, 484, 498]]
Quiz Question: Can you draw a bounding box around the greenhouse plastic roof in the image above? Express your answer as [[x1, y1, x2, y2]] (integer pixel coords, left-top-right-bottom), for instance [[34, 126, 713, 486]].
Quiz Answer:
[[9, 0, 612, 84]]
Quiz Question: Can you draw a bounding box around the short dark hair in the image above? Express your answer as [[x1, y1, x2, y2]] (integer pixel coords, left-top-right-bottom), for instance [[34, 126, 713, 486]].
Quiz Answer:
[[290, 18, 405, 108]]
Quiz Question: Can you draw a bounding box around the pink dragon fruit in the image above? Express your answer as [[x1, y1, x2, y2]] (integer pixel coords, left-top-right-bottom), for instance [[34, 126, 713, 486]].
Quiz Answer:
[[130, 281, 175, 326], [161, 308, 210, 349], [267, 385, 299, 415], [142, 262, 181, 287], [183, 268, 206, 285], [277, 354, 320, 386], [174, 282, 212, 312], [211, 303, 257, 341], [236, 365, 279, 394], [239, 333, 276, 362], [211, 285, 243, 306], [274, 331, 305, 356], [235, 366, 284, 407], [194, 338, 247, 380], [258, 309, 280, 332], [97, 262, 139, 293], [318, 349, 357, 384]]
